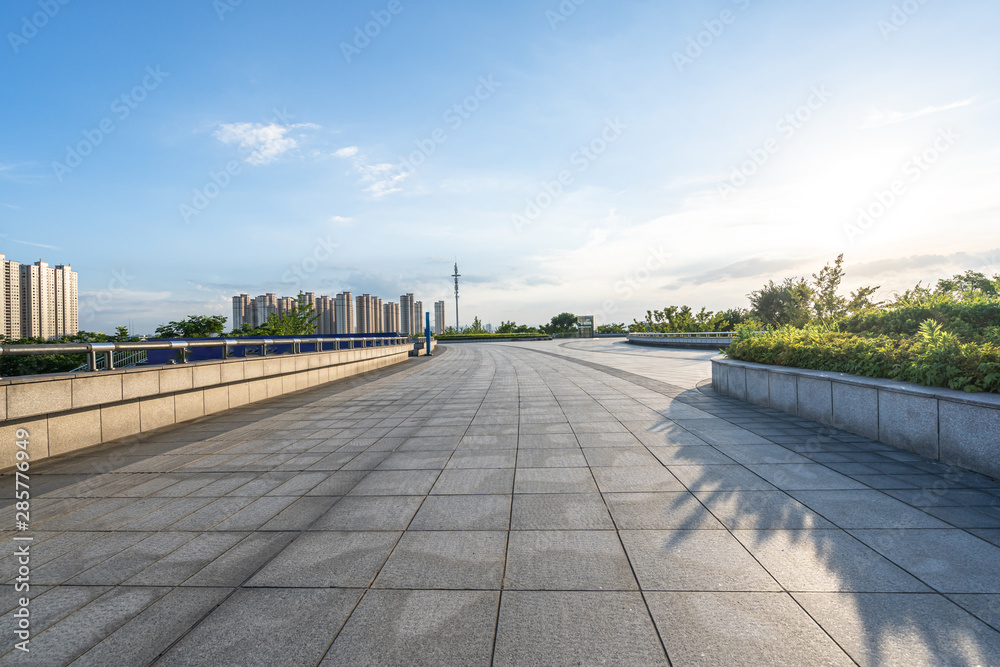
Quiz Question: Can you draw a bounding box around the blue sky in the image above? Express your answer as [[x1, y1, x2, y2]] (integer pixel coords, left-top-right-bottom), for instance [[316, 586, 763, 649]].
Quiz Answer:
[[1, 0, 998, 333]]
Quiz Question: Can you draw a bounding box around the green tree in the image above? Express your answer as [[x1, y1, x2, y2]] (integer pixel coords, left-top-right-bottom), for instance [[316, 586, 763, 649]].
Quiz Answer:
[[812, 254, 848, 323], [542, 312, 576, 334], [597, 323, 629, 334], [155, 315, 228, 338], [231, 293, 319, 336]]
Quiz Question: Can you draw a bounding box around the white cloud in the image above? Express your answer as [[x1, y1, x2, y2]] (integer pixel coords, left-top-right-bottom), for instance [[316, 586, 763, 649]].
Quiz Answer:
[[214, 122, 318, 165], [334, 146, 409, 197], [861, 97, 977, 129], [14, 239, 59, 250]]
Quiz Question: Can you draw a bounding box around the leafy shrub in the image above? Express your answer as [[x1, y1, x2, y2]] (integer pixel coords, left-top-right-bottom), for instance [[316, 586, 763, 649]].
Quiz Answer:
[[839, 294, 1000, 340], [725, 323, 1000, 393]]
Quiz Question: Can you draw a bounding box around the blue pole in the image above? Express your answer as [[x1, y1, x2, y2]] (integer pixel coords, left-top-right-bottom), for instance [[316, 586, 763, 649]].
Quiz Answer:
[[425, 312, 432, 356]]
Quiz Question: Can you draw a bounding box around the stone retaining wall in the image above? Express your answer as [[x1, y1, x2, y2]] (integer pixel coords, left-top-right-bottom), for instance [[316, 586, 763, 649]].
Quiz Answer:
[[0, 345, 412, 469], [712, 356, 1000, 479]]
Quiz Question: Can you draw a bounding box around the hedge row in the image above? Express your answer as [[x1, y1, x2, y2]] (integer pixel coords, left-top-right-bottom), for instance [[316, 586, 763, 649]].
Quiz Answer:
[[839, 295, 1000, 340], [725, 327, 1000, 394]]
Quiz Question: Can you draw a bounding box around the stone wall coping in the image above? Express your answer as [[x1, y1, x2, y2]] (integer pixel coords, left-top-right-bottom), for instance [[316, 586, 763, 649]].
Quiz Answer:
[[713, 355, 1000, 409], [0, 347, 374, 388]]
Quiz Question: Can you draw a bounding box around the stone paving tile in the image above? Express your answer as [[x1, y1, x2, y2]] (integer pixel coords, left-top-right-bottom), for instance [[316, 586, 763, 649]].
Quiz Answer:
[[647, 592, 854, 666], [322, 590, 498, 667], [732, 529, 932, 592], [667, 464, 777, 492], [511, 493, 615, 530], [794, 593, 1000, 666], [305, 470, 369, 496], [581, 446, 661, 467], [408, 494, 511, 530], [123, 532, 247, 586], [605, 491, 723, 530], [591, 466, 685, 493], [247, 531, 399, 587], [183, 532, 297, 587], [159, 588, 363, 667], [373, 530, 507, 589], [503, 530, 637, 590], [347, 470, 440, 496], [515, 448, 587, 468], [429, 468, 515, 495], [848, 529, 1000, 593], [0, 586, 109, 649], [0, 586, 171, 665], [789, 490, 953, 529], [621, 529, 781, 591], [513, 467, 599, 493], [493, 591, 668, 666], [71, 587, 231, 667], [694, 490, 836, 531], [311, 495, 423, 531], [748, 463, 871, 491], [647, 445, 735, 465]]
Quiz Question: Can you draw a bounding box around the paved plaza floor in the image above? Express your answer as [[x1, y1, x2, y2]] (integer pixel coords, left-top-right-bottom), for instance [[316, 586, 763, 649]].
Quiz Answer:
[[2, 341, 1000, 665]]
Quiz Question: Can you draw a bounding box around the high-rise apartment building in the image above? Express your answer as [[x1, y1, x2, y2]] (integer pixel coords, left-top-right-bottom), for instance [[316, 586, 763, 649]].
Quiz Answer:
[[335, 292, 354, 334], [232, 294, 253, 330], [53, 264, 78, 338], [253, 293, 277, 328], [399, 293, 414, 336], [382, 302, 400, 334], [355, 294, 384, 333], [0, 257, 77, 340], [413, 301, 424, 335], [434, 301, 445, 334], [1, 255, 22, 340], [315, 295, 335, 334]]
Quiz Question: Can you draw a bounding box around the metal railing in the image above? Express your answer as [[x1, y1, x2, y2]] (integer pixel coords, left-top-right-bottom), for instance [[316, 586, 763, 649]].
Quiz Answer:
[[0, 336, 408, 375], [70, 348, 149, 373]]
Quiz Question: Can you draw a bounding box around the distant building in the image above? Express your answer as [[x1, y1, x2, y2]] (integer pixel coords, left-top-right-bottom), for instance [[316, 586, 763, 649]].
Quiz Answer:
[[434, 301, 445, 334], [383, 301, 400, 334], [355, 294, 383, 333], [0, 256, 77, 340], [414, 300, 424, 334], [315, 295, 335, 335], [253, 293, 277, 328], [232, 294, 253, 330], [0, 256, 21, 340], [335, 292, 354, 334], [400, 293, 415, 336]]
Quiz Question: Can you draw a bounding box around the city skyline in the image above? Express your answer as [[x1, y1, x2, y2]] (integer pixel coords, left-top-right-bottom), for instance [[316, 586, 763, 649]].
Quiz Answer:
[[1, 2, 998, 334]]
